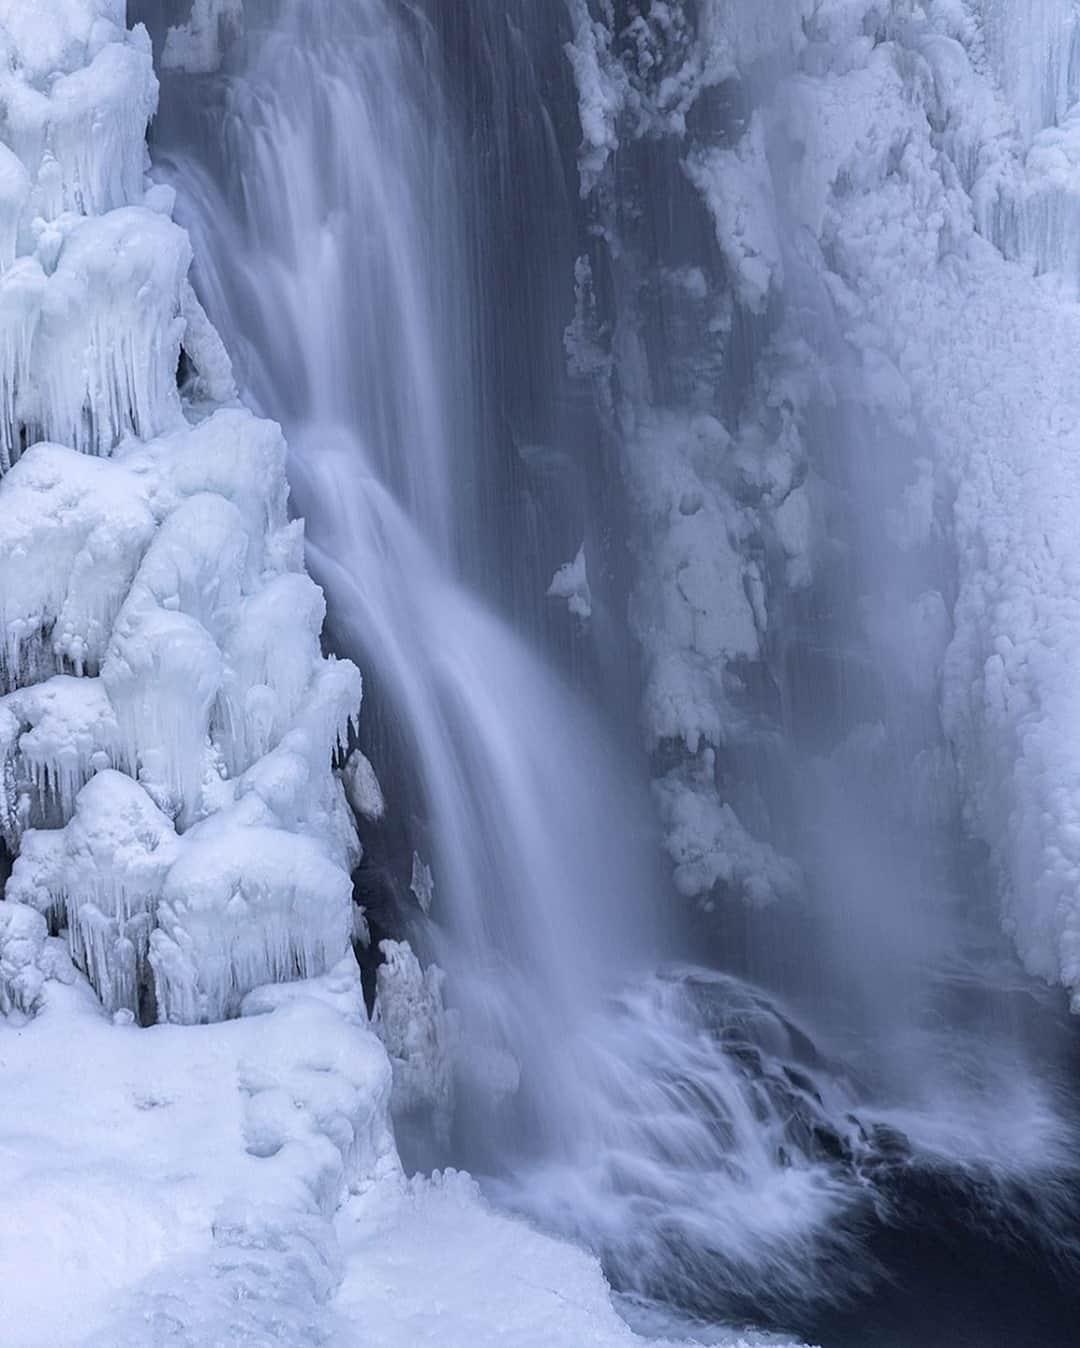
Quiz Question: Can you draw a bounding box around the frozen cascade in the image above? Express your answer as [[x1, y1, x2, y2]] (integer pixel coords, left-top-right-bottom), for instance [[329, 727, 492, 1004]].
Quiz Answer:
[[7, 0, 1080, 1344], [0, 0, 366, 1027], [144, 0, 904, 1324]]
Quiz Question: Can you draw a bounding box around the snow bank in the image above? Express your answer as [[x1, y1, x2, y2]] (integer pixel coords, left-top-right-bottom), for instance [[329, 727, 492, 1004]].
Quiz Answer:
[[0, 958, 398, 1347], [335, 1167, 810, 1348]]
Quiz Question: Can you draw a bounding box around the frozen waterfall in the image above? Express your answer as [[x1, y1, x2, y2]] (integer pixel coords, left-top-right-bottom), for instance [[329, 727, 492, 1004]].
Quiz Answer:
[[5, 0, 1080, 1344]]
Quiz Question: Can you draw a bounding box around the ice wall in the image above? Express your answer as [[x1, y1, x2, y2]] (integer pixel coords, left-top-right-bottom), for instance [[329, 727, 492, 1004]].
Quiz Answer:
[[563, 0, 814, 921], [565, 0, 1080, 1012], [0, 0, 364, 1023]]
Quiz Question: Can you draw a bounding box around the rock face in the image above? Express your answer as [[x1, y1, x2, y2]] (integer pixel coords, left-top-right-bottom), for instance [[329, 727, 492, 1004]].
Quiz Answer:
[[0, 0, 365, 1024]]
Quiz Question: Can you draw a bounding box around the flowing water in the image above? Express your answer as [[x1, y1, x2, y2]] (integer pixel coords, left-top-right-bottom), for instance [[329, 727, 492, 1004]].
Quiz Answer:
[[139, 2, 1080, 1342]]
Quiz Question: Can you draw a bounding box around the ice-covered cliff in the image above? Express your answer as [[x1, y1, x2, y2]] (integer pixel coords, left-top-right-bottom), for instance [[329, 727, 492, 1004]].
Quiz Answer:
[[566, 0, 1080, 1013]]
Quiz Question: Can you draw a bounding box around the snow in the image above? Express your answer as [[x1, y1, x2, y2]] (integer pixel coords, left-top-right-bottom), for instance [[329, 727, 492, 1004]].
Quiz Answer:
[[0, 956, 397, 1347], [151, 822, 354, 1024], [409, 848, 435, 915], [0, 207, 189, 463], [0, 1, 157, 224], [765, 0, 1080, 1008], [9, 769, 177, 1014], [335, 1169, 808, 1348], [0, 3, 823, 1342], [0, 442, 155, 682], [561, 0, 1080, 1006], [0, 945, 814, 1347], [1, 675, 120, 845]]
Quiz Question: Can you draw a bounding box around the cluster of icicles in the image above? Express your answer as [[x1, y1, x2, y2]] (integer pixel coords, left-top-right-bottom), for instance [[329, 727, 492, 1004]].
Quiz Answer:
[[0, 1, 364, 1025]]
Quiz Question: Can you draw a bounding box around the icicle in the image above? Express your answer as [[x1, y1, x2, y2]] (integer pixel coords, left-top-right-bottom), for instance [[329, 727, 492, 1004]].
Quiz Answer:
[[102, 492, 252, 821], [0, 10, 157, 225], [217, 572, 326, 775]]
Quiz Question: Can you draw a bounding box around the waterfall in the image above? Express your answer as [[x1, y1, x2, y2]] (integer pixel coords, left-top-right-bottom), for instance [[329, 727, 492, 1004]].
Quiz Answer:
[[137, 0, 1080, 1341], [147, 0, 661, 1153]]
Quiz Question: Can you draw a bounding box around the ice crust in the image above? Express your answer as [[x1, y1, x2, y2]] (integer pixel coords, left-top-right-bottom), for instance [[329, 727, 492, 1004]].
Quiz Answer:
[[0, 3, 361, 1025]]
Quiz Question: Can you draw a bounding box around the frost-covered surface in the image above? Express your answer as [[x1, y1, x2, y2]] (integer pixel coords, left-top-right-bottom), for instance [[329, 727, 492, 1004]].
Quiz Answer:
[[768, 0, 1080, 1008], [335, 1169, 810, 1348], [0, 955, 396, 1346], [566, 0, 1080, 1007]]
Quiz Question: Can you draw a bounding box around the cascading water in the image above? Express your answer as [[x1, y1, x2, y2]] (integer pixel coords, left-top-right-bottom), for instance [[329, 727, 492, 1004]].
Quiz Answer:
[[137, 1, 1080, 1343], [148, 0, 664, 1150], [140, 0, 876, 1319]]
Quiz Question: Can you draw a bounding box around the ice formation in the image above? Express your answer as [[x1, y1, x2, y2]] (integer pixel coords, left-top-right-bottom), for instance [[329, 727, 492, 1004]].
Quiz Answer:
[[0, 898, 47, 1018], [343, 747, 385, 822], [565, 0, 1080, 1009], [0, 2, 363, 1024], [408, 849, 434, 916], [547, 542, 592, 620], [373, 939, 454, 1139], [654, 758, 801, 908], [162, 0, 244, 75]]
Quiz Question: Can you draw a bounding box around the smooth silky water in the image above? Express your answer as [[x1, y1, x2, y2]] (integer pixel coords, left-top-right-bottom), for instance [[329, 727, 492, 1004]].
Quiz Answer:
[[137, 3, 1080, 1342]]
